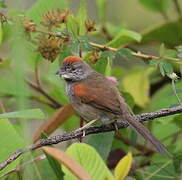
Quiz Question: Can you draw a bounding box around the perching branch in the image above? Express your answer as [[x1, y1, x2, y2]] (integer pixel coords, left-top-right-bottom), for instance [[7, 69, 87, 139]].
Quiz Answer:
[[0, 105, 182, 171]]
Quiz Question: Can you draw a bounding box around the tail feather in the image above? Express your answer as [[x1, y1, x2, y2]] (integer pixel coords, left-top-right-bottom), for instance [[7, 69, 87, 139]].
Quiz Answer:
[[121, 113, 170, 156]]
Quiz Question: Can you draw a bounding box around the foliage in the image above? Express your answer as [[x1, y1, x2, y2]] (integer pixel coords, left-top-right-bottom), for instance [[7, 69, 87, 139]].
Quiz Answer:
[[0, 0, 181, 179]]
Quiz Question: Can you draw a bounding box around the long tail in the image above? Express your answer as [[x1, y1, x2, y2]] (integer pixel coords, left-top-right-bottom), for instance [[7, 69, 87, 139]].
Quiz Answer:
[[121, 112, 170, 156]]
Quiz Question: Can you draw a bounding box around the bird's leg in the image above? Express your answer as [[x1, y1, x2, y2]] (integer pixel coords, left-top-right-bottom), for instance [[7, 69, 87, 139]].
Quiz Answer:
[[76, 118, 99, 136]]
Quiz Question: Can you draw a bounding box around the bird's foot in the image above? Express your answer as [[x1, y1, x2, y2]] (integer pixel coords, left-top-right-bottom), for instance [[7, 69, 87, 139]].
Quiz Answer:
[[76, 118, 99, 137]]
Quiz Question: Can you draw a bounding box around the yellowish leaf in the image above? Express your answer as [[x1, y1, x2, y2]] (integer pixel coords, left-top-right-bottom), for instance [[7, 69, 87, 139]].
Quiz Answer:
[[122, 68, 153, 108], [114, 152, 132, 180]]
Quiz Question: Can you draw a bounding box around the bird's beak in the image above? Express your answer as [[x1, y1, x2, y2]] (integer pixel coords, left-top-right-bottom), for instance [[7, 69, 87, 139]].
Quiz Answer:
[[55, 69, 71, 79], [55, 69, 65, 75]]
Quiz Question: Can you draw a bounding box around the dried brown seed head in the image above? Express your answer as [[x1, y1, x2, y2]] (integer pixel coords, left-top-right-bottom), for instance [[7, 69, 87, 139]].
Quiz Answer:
[[38, 37, 62, 62]]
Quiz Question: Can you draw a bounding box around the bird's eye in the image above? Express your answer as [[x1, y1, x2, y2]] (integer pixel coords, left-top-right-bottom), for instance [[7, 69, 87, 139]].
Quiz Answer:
[[66, 67, 71, 71]]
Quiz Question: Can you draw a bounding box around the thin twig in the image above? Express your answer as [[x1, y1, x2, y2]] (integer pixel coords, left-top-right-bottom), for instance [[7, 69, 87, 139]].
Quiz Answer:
[[3, 94, 56, 109], [89, 42, 159, 60], [0, 105, 182, 171], [33, 28, 160, 61], [26, 80, 62, 108], [35, 65, 41, 87], [0, 155, 45, 178]]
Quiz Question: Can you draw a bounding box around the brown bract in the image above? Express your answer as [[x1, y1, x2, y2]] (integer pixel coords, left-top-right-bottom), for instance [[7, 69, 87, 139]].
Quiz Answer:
[[23, 17, 37, 32], [41, 9, 70, 29], [85, 19, 96, 33]]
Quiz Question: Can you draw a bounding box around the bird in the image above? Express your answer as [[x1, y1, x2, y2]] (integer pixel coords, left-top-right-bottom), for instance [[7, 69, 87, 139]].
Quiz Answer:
[[56, 55, 169, 155]]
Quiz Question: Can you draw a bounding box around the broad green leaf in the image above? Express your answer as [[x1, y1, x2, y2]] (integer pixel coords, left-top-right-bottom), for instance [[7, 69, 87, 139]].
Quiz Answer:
[[95, 0, 106, 22], [114, 152, 132, 180], [63, 143, 114, 180], [138, 0, 171, 12], [77, 0, 87, 35], [0, 109, 45, 120], [86, 132, 114, 161], [117, 48, 133, 58], [26, 0, 68, 23], [142, 22, 182, 47], [173, 115, 182, 128], [122, 67, 153, 108], [159, 62, 174, 77], [0, 118, 24, 176], [67, 15, 79, 38], [159, 62, 165, 76], [149, 81, 182, 122], [108, 29, 141, 48], [95, 51, 114, 74]]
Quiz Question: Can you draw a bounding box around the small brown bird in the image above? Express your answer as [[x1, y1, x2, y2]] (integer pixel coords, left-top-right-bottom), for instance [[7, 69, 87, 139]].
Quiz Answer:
[[57, 56, 169, 155]]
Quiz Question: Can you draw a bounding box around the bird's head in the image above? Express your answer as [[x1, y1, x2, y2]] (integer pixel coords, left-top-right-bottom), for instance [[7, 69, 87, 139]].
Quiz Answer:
[[56, 56, 93, 82]]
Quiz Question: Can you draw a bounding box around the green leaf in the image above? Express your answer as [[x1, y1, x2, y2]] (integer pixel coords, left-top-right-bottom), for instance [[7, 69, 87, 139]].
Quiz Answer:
[[149, 81, 182, 122], [95, 51, 114, 74], [77, 0, 87, 35], [67, 15, 79, 38], [114, 152, 132, 180], [0, 109, 45, 120], [44, 155, 64, 179], [117, 48, 133, 58], [142, 22, 182, 47], [26, 0, 68, 23], [173, 115, 182, 128], [108, 29, 142, 48], [79, 36, 93, 51], [86, 132, 114, 161], [95, 0, 106, 22], [0, 118, 24, 176], [122, 67, 153, 108], [138, 0, 171, 12], [41, 134, 64, 180], [162, 62, 174, 76], [159, 62, 165, 76], [63, 143, 114, 180]]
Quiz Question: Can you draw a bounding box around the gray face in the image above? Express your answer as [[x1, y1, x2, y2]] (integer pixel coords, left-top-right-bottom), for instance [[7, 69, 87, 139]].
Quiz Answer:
[[57, 61, 93, 82]]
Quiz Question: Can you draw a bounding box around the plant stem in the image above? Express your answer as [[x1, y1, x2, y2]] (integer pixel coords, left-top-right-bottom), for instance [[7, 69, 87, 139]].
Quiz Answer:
[[173, 0, 182, 20], [26, 80, 62, 108]]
